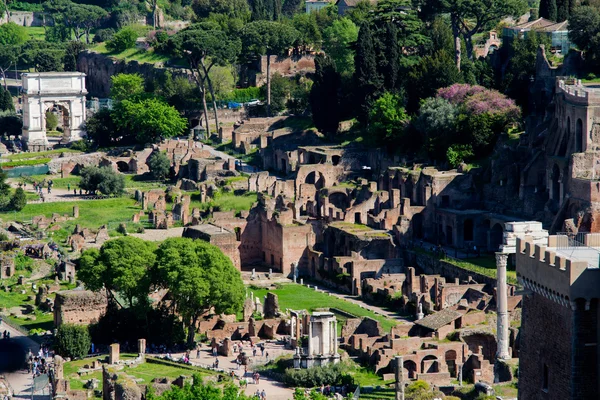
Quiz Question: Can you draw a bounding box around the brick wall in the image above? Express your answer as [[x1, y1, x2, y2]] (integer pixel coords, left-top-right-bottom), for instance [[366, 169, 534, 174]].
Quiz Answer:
[[519, 294, 572, 400]]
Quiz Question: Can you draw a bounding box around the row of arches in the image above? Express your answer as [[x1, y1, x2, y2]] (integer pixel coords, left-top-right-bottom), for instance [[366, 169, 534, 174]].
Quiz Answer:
[[401, 350, 459, 379]]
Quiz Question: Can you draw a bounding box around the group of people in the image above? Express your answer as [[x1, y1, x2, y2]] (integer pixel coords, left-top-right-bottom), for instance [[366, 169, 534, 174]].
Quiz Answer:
[[31, 179, 53, 195], [26, 348, 50, 377], [253, 389, 267, 400]]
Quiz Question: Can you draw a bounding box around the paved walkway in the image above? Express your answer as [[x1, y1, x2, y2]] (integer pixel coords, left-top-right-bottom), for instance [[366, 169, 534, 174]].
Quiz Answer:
[[0, 321, 50, 399], [165, 340, 295, 400]]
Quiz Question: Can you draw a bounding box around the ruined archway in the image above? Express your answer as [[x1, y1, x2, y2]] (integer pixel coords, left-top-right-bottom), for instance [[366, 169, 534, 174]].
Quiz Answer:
[[576, 118, 583, 152], [116, 161, 129, 173], [329, 192, 350, 210], [445, 350, 458, 377], [305, 171, 325, 190], [489, 223, 503, 252], [404, 360, 417, 379], [421, 355, 439, 373], [551, 164, 561, 202], [21, 72, 87, 150], [464, 219, 474, 242]]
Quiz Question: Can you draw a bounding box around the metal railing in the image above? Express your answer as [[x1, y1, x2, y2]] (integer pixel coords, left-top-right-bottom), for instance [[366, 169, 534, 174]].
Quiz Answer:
[[555, 232, 600, 269]]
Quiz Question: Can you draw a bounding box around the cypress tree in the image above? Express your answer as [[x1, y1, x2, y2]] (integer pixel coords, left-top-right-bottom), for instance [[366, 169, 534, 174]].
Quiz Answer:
[[539, 0, 557, 21], [0, 87, 13, 112], [548, 0, 557, 21], [568, 0, 576, 17], [382, 22, 400, 90], [354, 22, 382, 125], [310, 54, 341, 137], [557, 0, 568, 22]]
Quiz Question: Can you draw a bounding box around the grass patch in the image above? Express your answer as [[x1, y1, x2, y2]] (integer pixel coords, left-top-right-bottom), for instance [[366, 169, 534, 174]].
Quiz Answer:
[[23, 26, 47, 40], [3, 149, 81, 161], [1, 158, 52, 168], [0, 197, 140, 229], [18, 174, 166, 191], [249, 284, 397, 332], [89, 43, 174, 65], [190, 191, 257, 212]]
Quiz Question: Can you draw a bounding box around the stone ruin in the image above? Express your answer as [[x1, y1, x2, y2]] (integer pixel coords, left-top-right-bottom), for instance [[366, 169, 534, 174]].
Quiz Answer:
[[0, 255, 15, 279], [53, 289, 108, 328]]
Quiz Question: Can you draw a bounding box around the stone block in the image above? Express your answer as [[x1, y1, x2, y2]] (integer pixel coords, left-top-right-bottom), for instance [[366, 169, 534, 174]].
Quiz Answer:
[[109, 343, 119, 364]]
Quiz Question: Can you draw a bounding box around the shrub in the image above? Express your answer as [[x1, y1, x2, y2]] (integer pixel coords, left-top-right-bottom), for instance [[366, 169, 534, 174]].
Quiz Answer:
[[93, 28, 115, 43], [79, 166, 125, 196], [106, 27, 138, 53], [54, 324, 91, 359], [45, 111, 59, 131], [15, 253, 34, 271], [446, 144, 474, 168], [147, 151, 171, 181], [10, 187, 27, 211], [283, 364, 353, 387]]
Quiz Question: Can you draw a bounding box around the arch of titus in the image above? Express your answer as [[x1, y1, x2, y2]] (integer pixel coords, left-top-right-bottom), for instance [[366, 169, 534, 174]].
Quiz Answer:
[[22, 72, 87, 151]]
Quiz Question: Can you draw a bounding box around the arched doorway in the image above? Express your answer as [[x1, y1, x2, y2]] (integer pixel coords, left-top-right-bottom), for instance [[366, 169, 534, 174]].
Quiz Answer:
[[404, 360, 417, 379], [116, 161, 129, 173], [305, 171, 325, 190], [576, 118, 583, 152], [551, 164, 561, 202], [489, 223, 503, 252], [463, 219, 474, 242], [445, 350, 458, 377], [331, 155, 341, 166], [421, 355, 439, 373]]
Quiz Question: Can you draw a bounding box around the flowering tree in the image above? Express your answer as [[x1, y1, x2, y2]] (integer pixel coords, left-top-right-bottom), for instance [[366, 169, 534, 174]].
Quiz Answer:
[[415, 84, 521, 164]]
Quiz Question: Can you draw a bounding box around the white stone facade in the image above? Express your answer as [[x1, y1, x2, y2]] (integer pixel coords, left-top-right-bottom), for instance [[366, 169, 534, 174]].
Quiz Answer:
[[22, 72, 87, 150], [300, 311, 340, 368]]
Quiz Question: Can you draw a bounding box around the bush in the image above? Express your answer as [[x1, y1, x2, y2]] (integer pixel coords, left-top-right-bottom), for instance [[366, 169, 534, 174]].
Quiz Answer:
[[45, 111, 59, 131], [54, 324, 91, 359], [93, 28, 115, 43], [446, 144, 474, 168], [106, 27, 138, 53], [15, 253, 34, 271], [10, 187, 27, 211], [79, 166, 125, 196], [283, 364, 353, 387], [221, 87, 262, 103], [147, 151, 171, 181]]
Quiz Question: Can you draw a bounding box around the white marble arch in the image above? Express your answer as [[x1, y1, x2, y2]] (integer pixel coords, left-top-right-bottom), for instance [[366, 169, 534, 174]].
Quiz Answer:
[[21, 72, 87, 151]]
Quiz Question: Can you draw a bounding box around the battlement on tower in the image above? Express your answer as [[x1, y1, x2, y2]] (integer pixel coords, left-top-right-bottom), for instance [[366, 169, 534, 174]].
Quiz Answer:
[[516, 236, 600, 303]]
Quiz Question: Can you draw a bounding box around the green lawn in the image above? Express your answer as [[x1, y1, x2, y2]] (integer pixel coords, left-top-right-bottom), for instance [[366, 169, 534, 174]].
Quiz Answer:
[[3, 149, 82, 161], [89, 43, 172, 64], [23, 26, 47, 40], [0, 197, 141, 228], [1, 158, 51, 168], [249, 284, 398, 332], [190, 191, 258, 212], [64, 355, 217, 393], [21, 174, 167, 191]]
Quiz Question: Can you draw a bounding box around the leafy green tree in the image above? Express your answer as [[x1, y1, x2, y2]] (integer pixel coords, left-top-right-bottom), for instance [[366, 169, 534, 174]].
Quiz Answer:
[[110, 73, 145, 101], [55, 324, 91, 359], [46, 24, 72, 43], [84, 108, 119, 147], [150, 376, 251, 400], [79, 237, 157, 307], [322, 18, 358, 75], [155, 72, 202, 117], [147, 151, 171, 181], [0, 22, 29, 46], [191, 0, 251, 21], [10, 187, 26, 211], [0, 111, 21, 137], [0, 87, 13, 111], [154, 237, 245, 347], [310, 54, 340, 136], [46, 111, 59, 131], [371, 0, 428, 49], [539, 0, 557, 21], [421, 0, 527, 69], [106, 27, 138, 52], [33, 50, 65, 72], [556, 0, 568, 22], [0, 45, 19, 89], [282, 0, 302, 17], [501, 31, 550, 112], [289, 13, 322, 52], [369, 92, 409, 143], [241, 21, 298, 116], [175, 28, 241, 134], [568, 6, 600, 66], [113, 98, 187, 143], [354, 22, 382, 124], [446, 144, 474, 167], [261, 72, 290, 113], [413, 97, 458, 159], [79, 166, 126, 196], [63, 41, 87, 72], [380, 22, 400, 90], [406, 50, 461, 113]]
